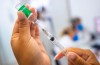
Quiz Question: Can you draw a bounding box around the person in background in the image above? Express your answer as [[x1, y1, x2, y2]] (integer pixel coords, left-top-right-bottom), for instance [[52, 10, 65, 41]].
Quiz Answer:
[[71, 17, 91, 49], [71, 17, 84, 32], [71, 17, 87, 40]]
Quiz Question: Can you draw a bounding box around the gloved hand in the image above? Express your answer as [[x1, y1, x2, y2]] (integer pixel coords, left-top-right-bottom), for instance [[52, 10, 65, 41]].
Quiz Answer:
[[11, 5, 50, 65], [55, 48, 100, 65]]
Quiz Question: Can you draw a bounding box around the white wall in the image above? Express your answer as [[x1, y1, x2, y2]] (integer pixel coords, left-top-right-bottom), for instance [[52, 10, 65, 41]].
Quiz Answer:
[[70, 0, 100, 32], [49, 0, 70, 38], [0, 0, 18, 65]]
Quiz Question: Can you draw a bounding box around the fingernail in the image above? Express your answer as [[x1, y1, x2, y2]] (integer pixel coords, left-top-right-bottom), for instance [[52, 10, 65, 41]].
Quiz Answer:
[[67, 52, 76, 61], [17, 11, 26, 21], [54, 57, 56, 60], [35, 9, 37, 13], [54, 54, 58, 60]]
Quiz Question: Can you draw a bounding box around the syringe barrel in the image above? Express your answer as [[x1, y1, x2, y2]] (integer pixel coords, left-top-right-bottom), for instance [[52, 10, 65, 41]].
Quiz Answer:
[[41, 27, 67, 54], [51, 38, 67, 54]]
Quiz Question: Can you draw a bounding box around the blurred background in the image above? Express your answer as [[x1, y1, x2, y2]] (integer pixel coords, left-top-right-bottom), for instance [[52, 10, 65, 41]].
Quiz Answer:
[[0, 0, 100, 65]]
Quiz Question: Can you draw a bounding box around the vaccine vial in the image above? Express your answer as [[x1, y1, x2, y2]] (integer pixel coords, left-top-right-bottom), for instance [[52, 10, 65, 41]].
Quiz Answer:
[[16, 4, 33, 19]]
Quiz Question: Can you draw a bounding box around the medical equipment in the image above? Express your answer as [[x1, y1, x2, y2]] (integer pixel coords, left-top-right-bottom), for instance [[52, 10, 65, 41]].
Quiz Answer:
[[16, 3, 67, 54]]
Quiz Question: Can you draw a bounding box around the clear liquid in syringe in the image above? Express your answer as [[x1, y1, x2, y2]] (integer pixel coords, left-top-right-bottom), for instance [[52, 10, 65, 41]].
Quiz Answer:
[[41, 28, 66, 54]]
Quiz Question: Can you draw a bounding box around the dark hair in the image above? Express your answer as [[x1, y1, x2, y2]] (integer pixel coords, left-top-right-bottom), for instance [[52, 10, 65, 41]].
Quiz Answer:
[[63, 29, 69, 35], [71, 17, 81, 24], [71, 17, 81, 30], [61, 27, 72, 37]]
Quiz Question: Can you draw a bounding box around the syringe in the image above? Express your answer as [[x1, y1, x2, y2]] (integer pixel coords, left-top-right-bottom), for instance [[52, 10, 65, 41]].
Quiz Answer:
[[41, 26, 66, 53], [35, 20, 67, 55], [16, 3, 67, 55]]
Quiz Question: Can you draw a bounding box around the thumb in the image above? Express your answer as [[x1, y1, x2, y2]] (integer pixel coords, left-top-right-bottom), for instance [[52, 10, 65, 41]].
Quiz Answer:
[[54, 51, 65, 60], [17, 11, 30, 37], [67, 52, 89, 65]]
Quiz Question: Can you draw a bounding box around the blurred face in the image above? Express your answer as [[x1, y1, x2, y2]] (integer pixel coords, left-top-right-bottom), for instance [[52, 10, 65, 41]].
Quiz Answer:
[[73, 18, 82, 31], [68, 28, 76, 39], [77, 19, 81, 24], [75, 19, 81, 26]]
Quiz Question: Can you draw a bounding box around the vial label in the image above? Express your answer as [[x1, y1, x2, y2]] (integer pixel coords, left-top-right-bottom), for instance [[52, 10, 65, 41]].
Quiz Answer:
[[18, 5, 32, 18]]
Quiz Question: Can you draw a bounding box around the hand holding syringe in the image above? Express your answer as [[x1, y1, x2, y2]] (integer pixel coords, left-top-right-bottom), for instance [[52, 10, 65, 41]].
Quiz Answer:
[[16, 3, 67, 55]]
